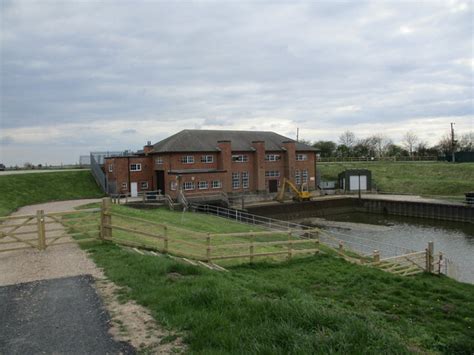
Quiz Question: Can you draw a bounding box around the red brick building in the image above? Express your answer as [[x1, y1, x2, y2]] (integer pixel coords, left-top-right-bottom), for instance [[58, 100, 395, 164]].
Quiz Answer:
[[104, 129, 317, 199]]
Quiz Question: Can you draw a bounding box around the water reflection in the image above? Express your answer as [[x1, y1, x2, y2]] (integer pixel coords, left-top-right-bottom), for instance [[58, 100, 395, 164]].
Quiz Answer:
[[304, 212, 474, 284]]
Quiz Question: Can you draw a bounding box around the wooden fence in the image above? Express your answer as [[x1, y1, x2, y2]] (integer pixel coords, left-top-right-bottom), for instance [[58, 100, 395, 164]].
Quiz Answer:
[[101, 198, 321, 263], [0, 198, 446, 278], [0, 208, 100, 253]]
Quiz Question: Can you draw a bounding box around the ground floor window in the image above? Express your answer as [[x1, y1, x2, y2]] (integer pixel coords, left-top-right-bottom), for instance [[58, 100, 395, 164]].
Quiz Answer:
[[141, 181, 149, 189], [183, 182, 195, 190], [265, 170, 280, 177], [242, 172, 249, 188], [212, 180, 222, 189], [232, 172, 240, 189], [170, 181, 177, 191], [302, 169, 308, 184], [121, 182, 128, 189], [198, 181, 209, 190], [295, 170, 301, 185]]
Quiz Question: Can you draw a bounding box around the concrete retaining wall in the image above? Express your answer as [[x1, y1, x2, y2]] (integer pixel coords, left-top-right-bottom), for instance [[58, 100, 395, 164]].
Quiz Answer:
[[246, 198, 474, 224]]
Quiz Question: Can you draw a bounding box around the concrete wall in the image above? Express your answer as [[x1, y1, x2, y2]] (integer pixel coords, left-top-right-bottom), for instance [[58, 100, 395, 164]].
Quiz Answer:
[[246, 198, 474, 224]]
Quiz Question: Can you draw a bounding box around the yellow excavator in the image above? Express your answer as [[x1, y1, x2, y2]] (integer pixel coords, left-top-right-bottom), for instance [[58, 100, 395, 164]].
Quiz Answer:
[[275, 178, 311, 202]]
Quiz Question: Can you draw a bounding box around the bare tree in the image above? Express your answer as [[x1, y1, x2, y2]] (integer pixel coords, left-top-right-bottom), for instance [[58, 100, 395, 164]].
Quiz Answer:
[[402, 131, 419, 157], [458, 132, 473, 151], [370, 134, 392, 157], [338, 130, 356, 148]]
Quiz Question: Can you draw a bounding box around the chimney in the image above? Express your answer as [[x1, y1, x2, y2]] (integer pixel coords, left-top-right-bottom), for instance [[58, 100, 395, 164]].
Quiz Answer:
[[282, 140, 296, 183], [251, 141, 266, 192], [217, 140, 232, 191], [143, 141, 153, 154]]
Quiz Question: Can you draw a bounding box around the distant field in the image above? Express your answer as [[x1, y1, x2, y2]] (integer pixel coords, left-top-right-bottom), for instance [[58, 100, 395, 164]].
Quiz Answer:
[[318, 161, 474, 199], [0, 170, 104, 216]]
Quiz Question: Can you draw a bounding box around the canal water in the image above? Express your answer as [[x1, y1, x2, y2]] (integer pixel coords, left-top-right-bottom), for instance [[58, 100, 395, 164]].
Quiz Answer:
[[300, 212, 474, 284]]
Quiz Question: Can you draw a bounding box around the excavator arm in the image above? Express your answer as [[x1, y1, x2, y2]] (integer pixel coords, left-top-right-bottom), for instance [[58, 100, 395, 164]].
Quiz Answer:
[[275, 178, 311, 202]]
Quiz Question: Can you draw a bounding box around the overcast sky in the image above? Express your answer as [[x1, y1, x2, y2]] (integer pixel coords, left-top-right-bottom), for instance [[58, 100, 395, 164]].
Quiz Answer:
[[1, 0, 473, 165]]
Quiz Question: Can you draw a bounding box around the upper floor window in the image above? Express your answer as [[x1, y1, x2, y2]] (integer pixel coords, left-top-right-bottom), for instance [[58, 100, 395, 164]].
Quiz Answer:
[[108, 164, 113, 172], [181, 156, 194, 164], [130, 163, 141, 171], [296, 154, 307, 161], [201, 155, 214, 163], [265, 154, 280, 161], [155, 157, 163, 165], [232, 155, 249, 163]]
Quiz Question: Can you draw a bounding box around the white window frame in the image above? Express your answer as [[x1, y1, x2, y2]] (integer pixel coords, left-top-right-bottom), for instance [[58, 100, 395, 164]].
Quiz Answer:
[[232, 155, 249, 163], [180, 156, 194, 164], [108, 164, 113, 172], [170, 181, 177, 191], [265, 170, 280, 177], [183, 182, 195, 190], [198, 181, 209, 190], [130, 163, 142, 172], [242, 172, 249, 188], [156, 157, 163, 165], [232, 172, 240, 189], [296, 154, 308, 161], [302, 169, 308, 184], [200, 155, 214, 163], [295, 170, 301, 185], [121, 182, 128, 189], [265, 154, 280, 162], [212, 180, 222, 189], [141, 181, 149, 189]]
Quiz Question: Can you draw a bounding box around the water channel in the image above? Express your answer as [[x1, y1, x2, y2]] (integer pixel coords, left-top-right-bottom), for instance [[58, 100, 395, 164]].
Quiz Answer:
[[299, 212, 474, 284]]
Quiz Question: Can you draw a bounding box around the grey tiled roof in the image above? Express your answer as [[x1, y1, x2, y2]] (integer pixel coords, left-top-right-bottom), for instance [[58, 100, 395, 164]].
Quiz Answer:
[[151, 130, 316, 153]]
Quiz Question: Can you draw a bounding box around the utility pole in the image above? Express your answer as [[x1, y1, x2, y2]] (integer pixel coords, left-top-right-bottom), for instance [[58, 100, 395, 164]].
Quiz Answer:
[[451, 122, 455, 163], [296, 128, 299, 142]]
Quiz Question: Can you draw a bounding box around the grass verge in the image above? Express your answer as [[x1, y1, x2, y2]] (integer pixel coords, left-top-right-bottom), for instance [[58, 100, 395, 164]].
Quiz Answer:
[[0, 170, 104, 216], [81, 241, 474, 354], [318, 161, 474, 199]]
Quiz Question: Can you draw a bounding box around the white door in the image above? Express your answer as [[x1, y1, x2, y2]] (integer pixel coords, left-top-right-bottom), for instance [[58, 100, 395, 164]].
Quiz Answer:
[[349, 175, 367, 191], [130, 182, 138, 197]]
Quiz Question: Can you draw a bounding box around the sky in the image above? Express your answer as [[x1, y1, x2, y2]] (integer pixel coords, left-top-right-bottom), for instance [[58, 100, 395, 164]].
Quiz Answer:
[[1, 0, 473, 166]]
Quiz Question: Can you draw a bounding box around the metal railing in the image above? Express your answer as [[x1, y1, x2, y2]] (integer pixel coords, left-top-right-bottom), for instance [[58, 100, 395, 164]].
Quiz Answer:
[[318, 156, 438, 163]]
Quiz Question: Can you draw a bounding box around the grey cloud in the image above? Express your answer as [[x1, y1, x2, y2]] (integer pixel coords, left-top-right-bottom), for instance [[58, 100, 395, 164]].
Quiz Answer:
[[1, 1, 472, 165]]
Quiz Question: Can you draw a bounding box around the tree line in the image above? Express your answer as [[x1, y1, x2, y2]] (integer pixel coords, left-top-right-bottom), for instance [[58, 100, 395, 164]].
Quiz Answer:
[[302, 130, 473, 158]]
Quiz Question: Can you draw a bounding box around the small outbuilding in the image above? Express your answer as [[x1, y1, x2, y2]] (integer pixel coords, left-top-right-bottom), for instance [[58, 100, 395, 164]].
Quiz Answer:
[[338, 169, 372, 192]]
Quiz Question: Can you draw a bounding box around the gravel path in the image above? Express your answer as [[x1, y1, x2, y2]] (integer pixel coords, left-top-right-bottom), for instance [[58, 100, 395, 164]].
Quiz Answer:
[[0, 199, 103, 286]]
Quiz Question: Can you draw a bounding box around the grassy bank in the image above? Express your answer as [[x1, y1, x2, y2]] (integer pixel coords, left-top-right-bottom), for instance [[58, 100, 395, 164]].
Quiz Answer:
[[0, 170, 104, 216], [318, 161, 474, 198], [83, 241, 474, 354]]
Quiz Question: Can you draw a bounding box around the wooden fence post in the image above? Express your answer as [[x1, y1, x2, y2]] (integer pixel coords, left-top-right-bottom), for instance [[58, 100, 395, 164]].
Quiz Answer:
[[287, 232, 292, 260], [36, 210, 46, 250], [163, 226, 168, 253], [206, 233, 211, 263], [426, 241, 434, 273], [249, 231, 254, 264], [338, 241, 344, 256], [100, 197, 112, 240], [314, 230, 320, 255], [438, 252, 443, 274], [373, 250, 380, 263]]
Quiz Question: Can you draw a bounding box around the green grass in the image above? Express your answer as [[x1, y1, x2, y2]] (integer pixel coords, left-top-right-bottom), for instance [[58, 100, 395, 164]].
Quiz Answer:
[[105, 205, 321, 266], [318, 161, 474, 199], [81, 241, 474, 354], [0, 170, 104, 216]]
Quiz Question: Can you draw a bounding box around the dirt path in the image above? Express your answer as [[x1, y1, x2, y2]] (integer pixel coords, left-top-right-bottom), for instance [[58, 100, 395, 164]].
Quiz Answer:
[[0, 199, 103, 286], [0, 199, 183, 354]]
